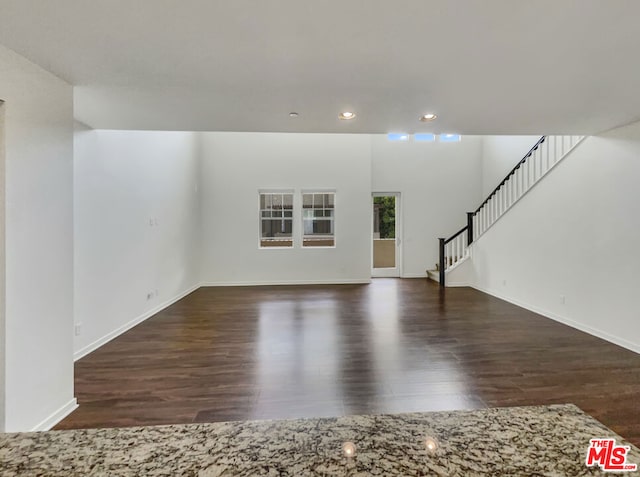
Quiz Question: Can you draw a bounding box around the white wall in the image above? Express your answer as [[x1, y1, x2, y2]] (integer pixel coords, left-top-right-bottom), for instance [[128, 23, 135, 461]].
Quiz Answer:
[[0, 44, 74, 431], [371, 136, 484, 276], [470, 121, 640, 353], [481, 136, 539, 197], [74, 129, 201, 359], [199, 133, 372, 285]]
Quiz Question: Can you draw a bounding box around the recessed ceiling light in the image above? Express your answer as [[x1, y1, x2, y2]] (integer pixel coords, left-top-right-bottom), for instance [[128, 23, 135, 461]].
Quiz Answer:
[[289, 112, 299, 118], [420, 113, 437, 122], [339, 111, 356, 120]]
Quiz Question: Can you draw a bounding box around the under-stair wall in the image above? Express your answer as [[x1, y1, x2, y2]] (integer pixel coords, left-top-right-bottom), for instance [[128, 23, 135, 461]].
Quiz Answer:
[[431, 135, 583, 285], [470, 121, 640, 354]]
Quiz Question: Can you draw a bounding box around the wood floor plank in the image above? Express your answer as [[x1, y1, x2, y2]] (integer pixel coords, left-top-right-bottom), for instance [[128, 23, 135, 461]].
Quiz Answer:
[[57, 279, 640, 446]]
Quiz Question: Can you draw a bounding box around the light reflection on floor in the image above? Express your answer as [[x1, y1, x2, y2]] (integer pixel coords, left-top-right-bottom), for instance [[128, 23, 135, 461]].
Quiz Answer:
[[252, 279, 476, 420]]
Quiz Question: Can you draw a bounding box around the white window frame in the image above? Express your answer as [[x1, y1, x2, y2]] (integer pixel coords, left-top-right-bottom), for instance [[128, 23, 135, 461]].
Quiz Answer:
[[258, 190, 294, 249], [301, 190, 336, 248]]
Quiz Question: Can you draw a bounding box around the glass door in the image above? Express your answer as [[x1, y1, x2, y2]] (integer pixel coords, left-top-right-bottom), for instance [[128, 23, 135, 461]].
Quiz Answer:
[[372, 193, 401, 277]]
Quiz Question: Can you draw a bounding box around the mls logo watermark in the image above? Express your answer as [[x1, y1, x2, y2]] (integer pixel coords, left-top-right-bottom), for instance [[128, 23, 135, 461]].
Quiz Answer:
[[585, 438, 637, 472]]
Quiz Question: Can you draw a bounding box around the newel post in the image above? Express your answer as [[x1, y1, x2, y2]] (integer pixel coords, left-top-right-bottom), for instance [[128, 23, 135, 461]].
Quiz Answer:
[[467, 212, 474, 246], [438, 238, 446, 287]]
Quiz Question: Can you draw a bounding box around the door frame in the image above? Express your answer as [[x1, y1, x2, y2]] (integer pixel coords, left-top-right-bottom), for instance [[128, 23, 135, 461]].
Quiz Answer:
[[371, 192, 402, 278], [0, 100, 5, 432]]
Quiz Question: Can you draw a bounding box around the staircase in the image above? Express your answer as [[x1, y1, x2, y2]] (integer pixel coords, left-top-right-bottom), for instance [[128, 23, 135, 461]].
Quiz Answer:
[[428, 135, 585, 286]]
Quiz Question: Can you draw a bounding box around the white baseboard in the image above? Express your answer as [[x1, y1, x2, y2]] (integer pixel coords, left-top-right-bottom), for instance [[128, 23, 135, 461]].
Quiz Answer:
[[401, 273, 429, 279], [424, 276, 470, 287], [31, 398, 78, 432], [75, 280, 371, 361], [200, 278, 371, 287], [473, 284, 640, 355], [423, 273, 470, 287], [446, 281, 471, 287], [74, 284, 200, 361]]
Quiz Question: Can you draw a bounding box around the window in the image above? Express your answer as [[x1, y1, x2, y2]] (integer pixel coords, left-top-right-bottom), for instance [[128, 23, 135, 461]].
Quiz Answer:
[[439, 134, 462, 142], [259, 192, 293, 247], [414, 133, 436, 142], [387, 133, 409, 141], [302, 192, 335, 247]]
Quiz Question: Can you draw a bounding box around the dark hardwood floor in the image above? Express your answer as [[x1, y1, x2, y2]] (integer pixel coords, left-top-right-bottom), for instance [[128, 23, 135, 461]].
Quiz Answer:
[[57, 279, 640, 446]]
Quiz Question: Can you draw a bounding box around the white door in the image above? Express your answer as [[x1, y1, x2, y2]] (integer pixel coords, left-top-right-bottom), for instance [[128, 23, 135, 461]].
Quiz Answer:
[[372, 193, 401, 277]]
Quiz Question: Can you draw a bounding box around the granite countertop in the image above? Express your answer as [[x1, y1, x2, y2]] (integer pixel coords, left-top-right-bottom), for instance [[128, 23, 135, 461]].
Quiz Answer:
[[1, 404, 638, 476]]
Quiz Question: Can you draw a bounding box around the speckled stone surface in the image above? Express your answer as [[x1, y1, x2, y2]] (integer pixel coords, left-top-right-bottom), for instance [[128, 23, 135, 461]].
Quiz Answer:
[[1, 404, 638, 476]]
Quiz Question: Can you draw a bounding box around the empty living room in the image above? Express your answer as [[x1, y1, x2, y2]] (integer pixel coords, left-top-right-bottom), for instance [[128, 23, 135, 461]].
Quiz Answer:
[[1, 1, 640, 475]]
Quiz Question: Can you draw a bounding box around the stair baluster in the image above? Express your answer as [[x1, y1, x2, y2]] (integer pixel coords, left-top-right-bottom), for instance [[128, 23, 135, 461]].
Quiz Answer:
[[434, 135, 585, 286]]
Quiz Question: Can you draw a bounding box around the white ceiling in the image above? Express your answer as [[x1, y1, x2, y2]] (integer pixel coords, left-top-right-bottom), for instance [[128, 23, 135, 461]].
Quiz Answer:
[[1, 0, 639, 134]]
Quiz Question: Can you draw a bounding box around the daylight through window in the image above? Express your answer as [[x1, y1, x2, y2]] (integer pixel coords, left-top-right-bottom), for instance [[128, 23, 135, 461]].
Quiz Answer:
[[302, 192, 335, 247], [260, 192, 293, 247]]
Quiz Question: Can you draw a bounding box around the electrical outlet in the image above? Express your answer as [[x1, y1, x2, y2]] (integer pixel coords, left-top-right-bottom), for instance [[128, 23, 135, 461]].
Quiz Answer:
[[502, 279, 507, 286], [74, 323, 82, 336], [560, 295, 566, 305], [146, 292, 154, 300]]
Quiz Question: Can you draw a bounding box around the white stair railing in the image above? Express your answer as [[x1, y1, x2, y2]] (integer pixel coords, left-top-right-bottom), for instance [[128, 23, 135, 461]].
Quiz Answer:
[[472, 135, 584, 240], [438, 226, 470, 284], [445, 229, 469, 270], [437, 135, 585, 286]]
